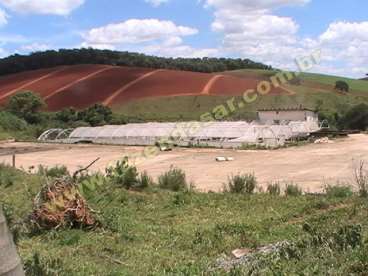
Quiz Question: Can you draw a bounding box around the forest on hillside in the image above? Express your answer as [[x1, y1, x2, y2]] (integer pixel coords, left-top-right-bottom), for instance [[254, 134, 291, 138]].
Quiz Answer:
[[0, 48, 272, 76]]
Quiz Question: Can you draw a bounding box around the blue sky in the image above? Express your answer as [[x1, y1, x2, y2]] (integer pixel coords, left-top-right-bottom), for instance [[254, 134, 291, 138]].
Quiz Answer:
[[0, 0, 367, 78]]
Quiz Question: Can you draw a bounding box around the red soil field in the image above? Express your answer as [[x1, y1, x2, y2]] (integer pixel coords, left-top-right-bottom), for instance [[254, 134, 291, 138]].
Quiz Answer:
[[24, 64, 109, 98], [47, 67, 153, 110], [0, 67, 61, 102], [0, 65, 288, 111], [111, 70, 213, 104]]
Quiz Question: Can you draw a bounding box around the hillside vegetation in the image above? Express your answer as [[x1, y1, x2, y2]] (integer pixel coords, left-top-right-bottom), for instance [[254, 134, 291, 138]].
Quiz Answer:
[[0, 48, 271, 76]]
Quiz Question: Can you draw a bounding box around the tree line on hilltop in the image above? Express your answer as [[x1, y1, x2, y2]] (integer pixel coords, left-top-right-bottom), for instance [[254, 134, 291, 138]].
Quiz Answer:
[[0, 48, 273, 76]]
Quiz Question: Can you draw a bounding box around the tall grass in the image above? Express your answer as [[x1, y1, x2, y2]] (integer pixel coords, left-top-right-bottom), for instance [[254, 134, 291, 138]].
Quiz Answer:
[[267, 182, 281, 196], [158, 167, 189, 192], [354, 160, 368, 197], [224, 173, 257, 194], [285, 183, 303, 196]]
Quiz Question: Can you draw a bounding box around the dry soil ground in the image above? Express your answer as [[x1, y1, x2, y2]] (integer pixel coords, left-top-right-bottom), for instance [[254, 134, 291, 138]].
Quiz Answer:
[[0, 134, 367, 192]]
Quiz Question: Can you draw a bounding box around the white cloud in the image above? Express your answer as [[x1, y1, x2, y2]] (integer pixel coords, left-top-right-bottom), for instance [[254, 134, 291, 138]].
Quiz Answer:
[[205, 0, 309, 69], [20, 42, 51, 52], [0, 46, 8, 57], [144, 36, 219, 58], [82, 19, 198, 46], [81, 18, 217, 58], [0, 0, 85, 15], [205, 0, 309, 10], [145, 0, 169, 7], [0, 8, 8, 26], [316, 21, 368, 77]]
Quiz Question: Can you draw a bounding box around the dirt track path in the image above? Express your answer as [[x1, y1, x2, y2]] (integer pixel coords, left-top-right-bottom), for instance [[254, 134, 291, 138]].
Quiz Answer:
[[201, 75, 225, 95], [0, 134, 367, 192]]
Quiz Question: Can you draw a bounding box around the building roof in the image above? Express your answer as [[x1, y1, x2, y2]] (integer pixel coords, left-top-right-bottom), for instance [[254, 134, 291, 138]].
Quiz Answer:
[[258, 106, 316, 112]]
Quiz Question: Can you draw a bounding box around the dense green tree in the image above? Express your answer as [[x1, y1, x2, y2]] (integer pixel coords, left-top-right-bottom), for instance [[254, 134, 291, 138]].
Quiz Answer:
[[0, 48, 272, 76], [78, 104, 113, 126], [339, 103, 368, 130], [335, 80, 349, 92], [6, 91, 46, 124], [55, 108, 78, 123]]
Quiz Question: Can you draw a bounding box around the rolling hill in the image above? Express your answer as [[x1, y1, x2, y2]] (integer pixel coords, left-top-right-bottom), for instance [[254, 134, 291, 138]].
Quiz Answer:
[[0, 64, 367, 121]]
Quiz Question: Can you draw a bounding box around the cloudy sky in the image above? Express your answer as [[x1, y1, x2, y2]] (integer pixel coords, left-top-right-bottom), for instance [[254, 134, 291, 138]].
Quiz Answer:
[[0, 0, 367, 78]]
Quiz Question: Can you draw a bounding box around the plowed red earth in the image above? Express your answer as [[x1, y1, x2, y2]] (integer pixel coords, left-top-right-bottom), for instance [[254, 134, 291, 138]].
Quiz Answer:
[[47, 66, 152, 110], [0, 65, 287, 111], [26, 64, 109, 98], [0, 67, 59, 100], [110, 70, 212, 104]]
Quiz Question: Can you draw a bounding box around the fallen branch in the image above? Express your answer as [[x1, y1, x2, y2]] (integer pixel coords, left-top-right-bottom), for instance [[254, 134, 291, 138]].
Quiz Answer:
[[73, 157, 101, 180]]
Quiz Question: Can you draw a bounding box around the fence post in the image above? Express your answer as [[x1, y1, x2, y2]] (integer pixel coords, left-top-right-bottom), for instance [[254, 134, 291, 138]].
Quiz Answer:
[[12, 154, 16, 168]]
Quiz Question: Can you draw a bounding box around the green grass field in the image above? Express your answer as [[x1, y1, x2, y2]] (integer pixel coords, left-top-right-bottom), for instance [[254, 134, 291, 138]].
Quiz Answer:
[[115, 70, 368, 122], [1, 164, 368, 275]]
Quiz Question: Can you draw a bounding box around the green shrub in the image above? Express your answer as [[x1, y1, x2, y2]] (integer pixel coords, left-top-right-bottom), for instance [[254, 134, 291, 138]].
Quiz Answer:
[[106, 157, 140, 190], [285, 183, 303, 196], [38, 165, 70, 179], [158, 167, 189, 192], [325, 185, 353, 198], [0, 111, 27, 131], [137, 171, 154, 190], [267, 182, 281, 196], [335, 80, 349, 92], [225, 173, 257, 194], [0, 163, 21, 187], [6, 91, 46, 124]]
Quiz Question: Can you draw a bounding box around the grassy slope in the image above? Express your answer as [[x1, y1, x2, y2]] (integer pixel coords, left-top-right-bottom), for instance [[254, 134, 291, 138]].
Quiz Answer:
[[1, 166, 368, 275], [115, 70, 368, 121]]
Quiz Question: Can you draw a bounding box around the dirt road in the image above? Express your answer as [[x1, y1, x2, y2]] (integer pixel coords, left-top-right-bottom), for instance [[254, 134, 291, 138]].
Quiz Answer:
[[0, 134, 367, 192]]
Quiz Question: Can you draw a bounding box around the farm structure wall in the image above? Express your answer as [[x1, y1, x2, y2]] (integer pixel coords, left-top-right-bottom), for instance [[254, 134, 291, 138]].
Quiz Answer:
[[258, 109, 318, 125]]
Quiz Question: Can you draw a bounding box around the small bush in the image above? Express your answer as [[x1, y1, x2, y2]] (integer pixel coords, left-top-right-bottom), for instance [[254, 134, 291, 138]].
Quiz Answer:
[[285, 183, 303, 196], [225, 173, 257, 194], [158, 167, 189, 192], [325, 185, 353, 198], [38, 165, 70, 179], [335, 80, 349, 92], [267, 182, 281, 196], [137, 171, 154, 190], [0, 163, 22, 187], [106, 157, 139, 190]]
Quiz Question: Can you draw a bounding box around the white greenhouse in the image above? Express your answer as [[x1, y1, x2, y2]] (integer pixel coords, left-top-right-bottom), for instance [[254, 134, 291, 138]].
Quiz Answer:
[[39, 120, 320, 148]]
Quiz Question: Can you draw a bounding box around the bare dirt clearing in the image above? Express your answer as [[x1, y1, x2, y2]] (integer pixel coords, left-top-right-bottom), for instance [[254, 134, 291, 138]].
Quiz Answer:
[[0, 134, 367, 192]]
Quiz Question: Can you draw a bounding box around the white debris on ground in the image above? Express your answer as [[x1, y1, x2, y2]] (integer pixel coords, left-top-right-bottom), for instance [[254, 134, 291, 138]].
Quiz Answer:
[[314, 137, 333, 144], [214, 241, 291, 272], [216, 157, 235, 162], [232, 248, 252, 259]]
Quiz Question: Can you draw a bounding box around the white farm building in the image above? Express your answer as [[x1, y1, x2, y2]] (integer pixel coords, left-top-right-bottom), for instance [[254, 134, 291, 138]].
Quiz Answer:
[[39, 108, 320, 148]]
